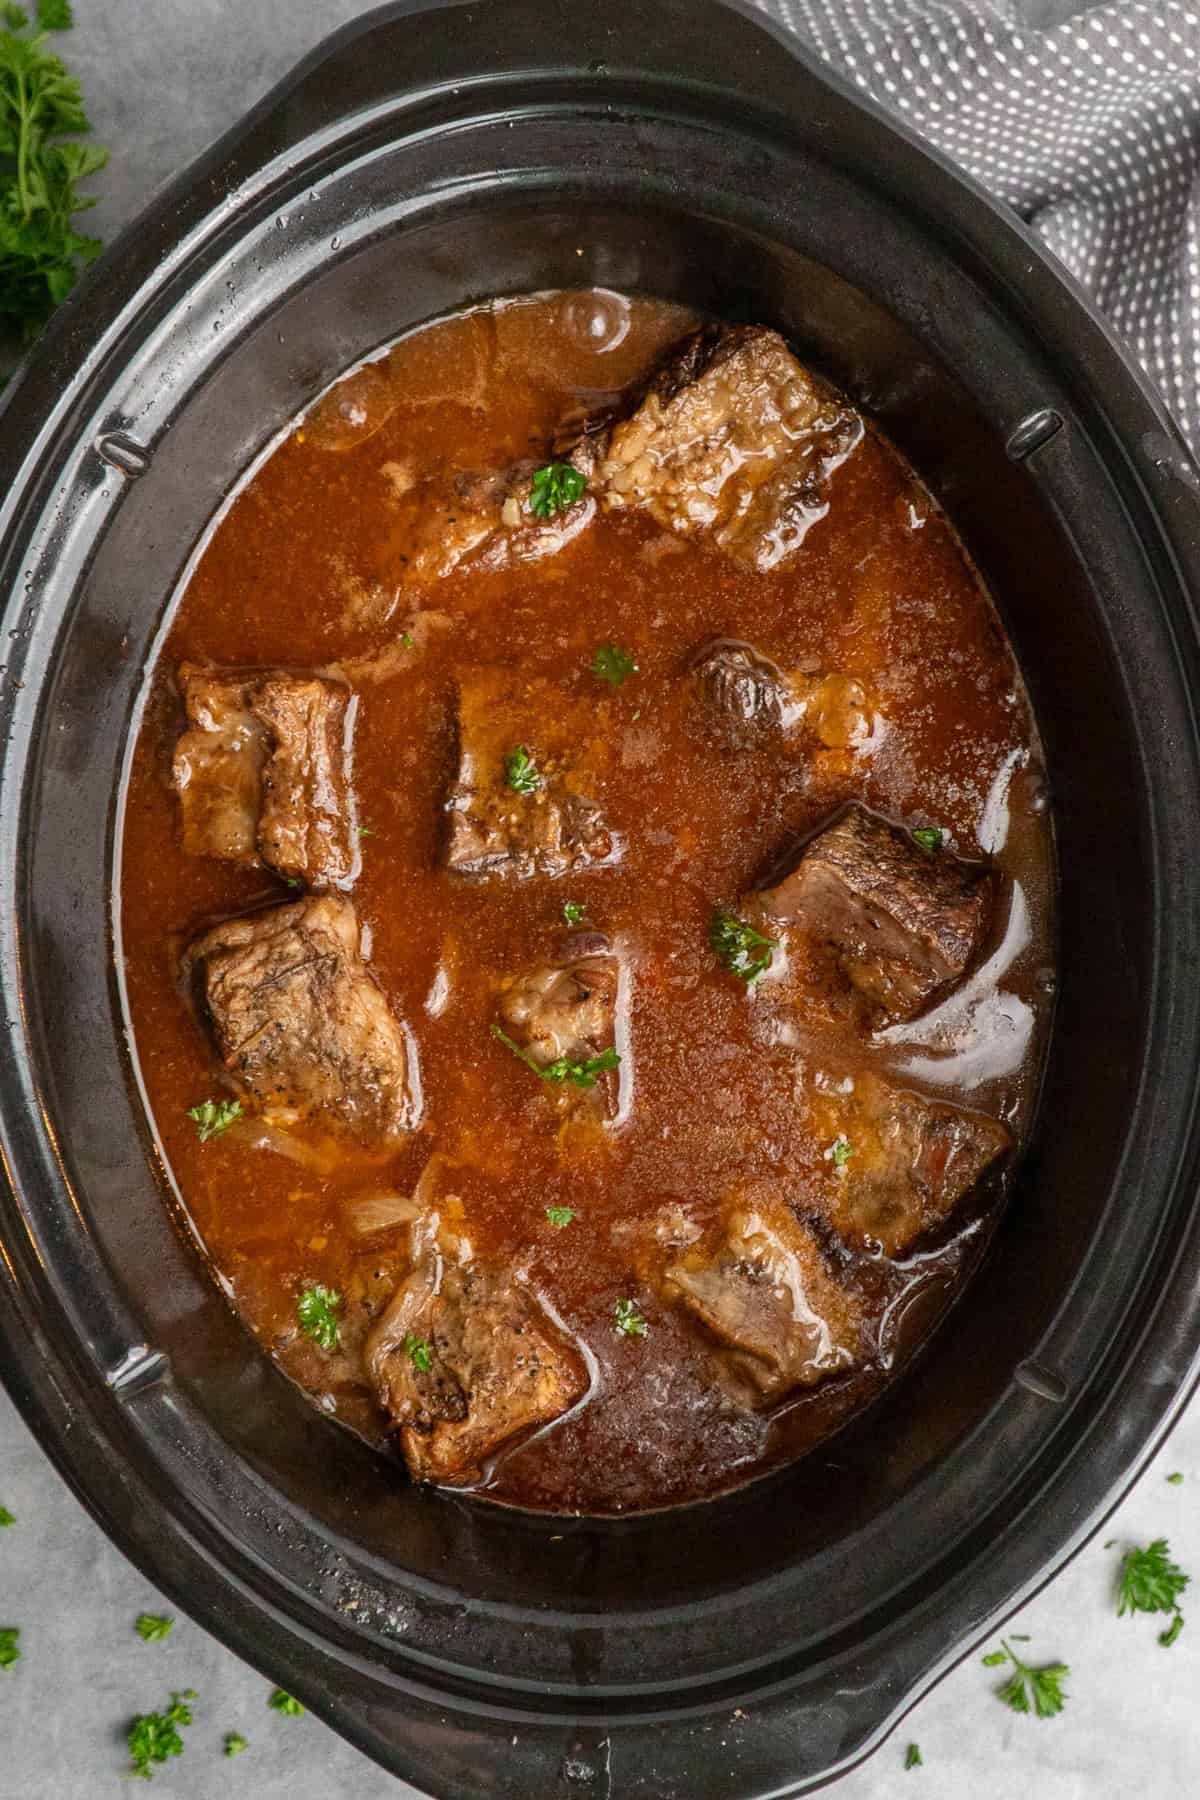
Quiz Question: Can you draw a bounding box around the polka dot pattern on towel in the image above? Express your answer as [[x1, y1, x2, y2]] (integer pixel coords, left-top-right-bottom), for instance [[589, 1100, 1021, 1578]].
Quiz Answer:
[[755, 0, 1200, 446]]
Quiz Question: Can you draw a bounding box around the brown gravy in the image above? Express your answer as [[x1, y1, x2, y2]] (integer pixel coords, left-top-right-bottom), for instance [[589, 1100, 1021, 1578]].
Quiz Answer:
[[119, 291, 1054, 1514]]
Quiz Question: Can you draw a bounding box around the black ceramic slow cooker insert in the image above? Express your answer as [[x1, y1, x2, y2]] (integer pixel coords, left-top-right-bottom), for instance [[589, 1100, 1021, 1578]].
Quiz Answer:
[[3, 2, 1200, 1794]]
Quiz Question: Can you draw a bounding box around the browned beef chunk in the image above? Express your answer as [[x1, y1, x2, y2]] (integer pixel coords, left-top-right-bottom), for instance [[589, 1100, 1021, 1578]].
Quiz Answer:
[[691, 639, 788, 741], [184, 895, 414, 1142], [497, 935, 618, 1067], [444, 668, 618, 880], [366, 1213, 587, 1482], [595, 325, 862, 570], [173, 664, 358, 890], [755, 805, 992, 1026], [805, 1071, 1011, 1256], [398, 436, 603, 583], [663, 1194, 863, 1408]]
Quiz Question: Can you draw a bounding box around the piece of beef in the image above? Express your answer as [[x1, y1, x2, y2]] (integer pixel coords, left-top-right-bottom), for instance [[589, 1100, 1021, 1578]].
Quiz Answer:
[[366, 1213, 587, 1483], [691, 639, 789, 741], [444, 667, 618, 880], [495, 934, 621, 1113], [754, 805, 992, 1026], [497, 935, 619, 1067], [663, 1193, 863, 1408], [594, 325, 863, 570], [184, 894, 414, 1142], [690, 639, 878, 760], [398, 436, 603, 583], [173, 664, 358, 890], [805, 1071, 1011, 1256]]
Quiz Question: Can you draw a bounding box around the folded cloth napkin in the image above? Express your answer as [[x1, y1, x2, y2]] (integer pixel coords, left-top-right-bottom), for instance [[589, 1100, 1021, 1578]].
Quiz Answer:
[[756, 0, 1200, 448]]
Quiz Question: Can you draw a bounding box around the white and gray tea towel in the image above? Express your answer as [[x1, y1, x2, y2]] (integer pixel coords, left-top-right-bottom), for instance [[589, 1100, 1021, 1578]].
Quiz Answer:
[[756, 0, 1200, 448]]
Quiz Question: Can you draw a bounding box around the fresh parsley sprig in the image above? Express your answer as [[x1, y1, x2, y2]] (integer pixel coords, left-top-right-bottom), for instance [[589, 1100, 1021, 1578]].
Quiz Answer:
[[296, 1285, 340, 1351], [986, 1640, 1068, 1719], [589, 642, 638, 687], [0, 1625, 19, 1670], [504, 745, 541, 795], [127, 1688, 196, 1780], [1117, 1538, 1190, 1619], [0, 4, 108, 350], [530, 462, 586, 518], [709, 908, 777, 984], [267, 1689, 304, 1717], [491, 1024, 619, 1091], [135, 1613, 174, 1644], [614, 1298, 648, 1338], [187, 1097, 242, 1143]]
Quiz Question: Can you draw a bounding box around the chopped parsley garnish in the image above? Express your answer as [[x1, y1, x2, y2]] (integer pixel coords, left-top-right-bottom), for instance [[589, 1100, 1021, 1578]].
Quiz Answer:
[[1118, 1538, 1190, 1618], [828, 1135, 853, 1168], [904, 1743, 923, 1770], [1167, 1471, 1184, 1485], [268, 1689, 305, 1717], [186, 1098, 242, 1143], [126, 1688, 196, 1779], [224, 1732, 249, 1757], [136, 1613, 174, 1643], [0, 1626, 19, 1670], [401, 630, 414, 648], [357, 824, 374, 839], [296, 1285, 340, 1351], [1160, 1613, 1185, 1648], [0, 6, 108, 352], [491, 1024, 619, 1090], [911, 827, 943, 856], [709, 908, 777, 984], [284, 875, 302, 889], [988, 1640, 1068, 1719], [0, 1505, 14, 1526], [403, 1333, 432, 1373], [530, 462, 586, 518], [505, 745, 541, 794], [614, 1298, 647, 1338], [589, 642, 638, 687], [563, 900, 586, 926], [545, 1206, 576, 1229]]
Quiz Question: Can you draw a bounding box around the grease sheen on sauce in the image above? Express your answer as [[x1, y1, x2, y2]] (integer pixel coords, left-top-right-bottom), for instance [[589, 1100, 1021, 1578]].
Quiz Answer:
[[120, 291, 1055, 1514]]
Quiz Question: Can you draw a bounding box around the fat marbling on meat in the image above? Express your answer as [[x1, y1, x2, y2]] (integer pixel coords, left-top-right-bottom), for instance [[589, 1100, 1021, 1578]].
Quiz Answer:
[[184, 894, 414, 1142], [173, 663, 358, 890]]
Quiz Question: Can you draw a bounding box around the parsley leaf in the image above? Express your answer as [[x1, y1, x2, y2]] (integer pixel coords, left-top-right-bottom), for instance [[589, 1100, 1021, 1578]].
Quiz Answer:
[[224, 1731, 249, 1757], [403, 1333, 432, 1373], [545, 1206, 576, 1229], [1159, 1613, 1185, 1648], [268, 1689, 304, 1717], [0, 1626, 19, 1670], [827, 1135, 853, 1168], [505, 745, 541, 794], [563, 900, 586, 926], [187, 1097, 242, 1143], [401, 630, 414, 649], [1118, 1538, 1190, 1617], [1167, 1471, 1184, 1485], [136, 1613, 174, 1644], [904, 1743, 922, 1769], [0, 14, 108, 346], [357, 824, 374, 839], [296, 1285, 340, 1351], [589, 642, 638, 687], [981, 1650, 1007, 1667], [491, 1024, 619, 1090], [709, 908, 777, 983], [530, 462, 586, 518], [990, 1640, 1068, 1719], [127, 1688, 196, 1779], [911, 827, 943, 856], [614, 1297, 647, 1338], [0, 1505, 14, 1526]]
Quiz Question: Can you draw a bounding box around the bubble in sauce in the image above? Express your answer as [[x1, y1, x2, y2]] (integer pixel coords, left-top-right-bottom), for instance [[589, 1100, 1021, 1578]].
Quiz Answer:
[[303, 360, 398, 452], [559, 287, 631, 354]]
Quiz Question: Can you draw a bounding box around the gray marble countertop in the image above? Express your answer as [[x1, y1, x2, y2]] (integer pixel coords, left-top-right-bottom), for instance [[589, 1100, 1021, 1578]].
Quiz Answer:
[[3, 2, 1198, 1796]]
